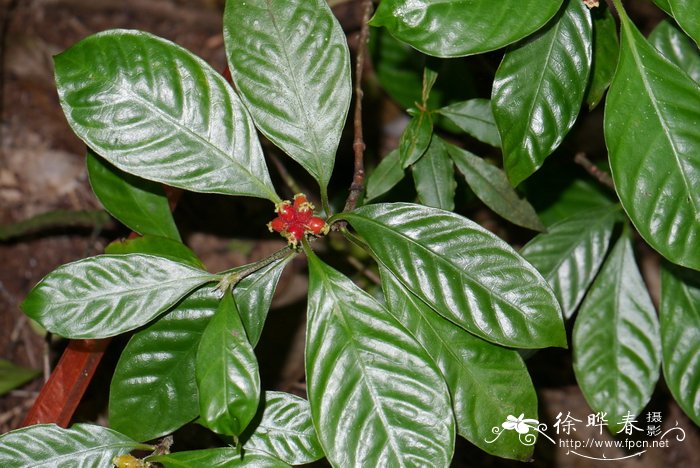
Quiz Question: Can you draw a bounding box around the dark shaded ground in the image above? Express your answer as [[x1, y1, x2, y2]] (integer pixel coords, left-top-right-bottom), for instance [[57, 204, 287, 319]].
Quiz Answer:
[[0, 1, 697, 466]]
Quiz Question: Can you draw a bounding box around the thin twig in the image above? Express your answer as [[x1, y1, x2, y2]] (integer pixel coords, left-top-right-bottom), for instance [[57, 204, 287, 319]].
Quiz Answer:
[[574, 152, 615, 190], [346, 255, 381, 285], [342, 0, 373, 214], [268, 151, 303, 197]]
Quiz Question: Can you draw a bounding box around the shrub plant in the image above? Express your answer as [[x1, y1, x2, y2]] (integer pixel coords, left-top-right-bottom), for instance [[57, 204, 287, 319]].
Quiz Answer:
[[1, 0, 699, 466]]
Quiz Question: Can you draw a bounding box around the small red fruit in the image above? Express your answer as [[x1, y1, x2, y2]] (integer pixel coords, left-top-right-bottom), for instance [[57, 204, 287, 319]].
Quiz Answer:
[[306, 216, 328, 235], [286, 225, 305, 243], [276, 202, 295, 222], [268, 217, 286, 233]]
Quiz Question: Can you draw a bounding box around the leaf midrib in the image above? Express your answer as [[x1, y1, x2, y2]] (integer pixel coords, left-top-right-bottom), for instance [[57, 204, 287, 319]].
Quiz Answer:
[[621, 18, 699, 215], [346, 211, 540, 337]]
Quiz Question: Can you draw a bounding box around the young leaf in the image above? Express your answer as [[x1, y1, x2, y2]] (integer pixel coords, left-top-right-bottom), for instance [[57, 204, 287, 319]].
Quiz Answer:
[[150, 448, 289, 468], [493, 0, 592, 186], [365, 149, 405, 201], [412, 137, 456, 210], [87, 150, 180, 241], [573, 230, 661, 433], [105, 235, 205, 270], [223, 0, 351, 192], [234, 252, 295, 347], [54, 30, 279, 202], [437, 99, 501, 148], [370, 0, 564, 58], [399, 112, 433, 168], [109, 288, 220, 442], [520, 206, 620, 319], [380, 268, 538, 462], [649, 19, 700, 85], [535, 178, 615, 227], [0, 360, 39, 397], [447, 142, 545, 231], [196, 292, 260, 436], [604, 7, 700, 270], [244, 391, 323, 465], [660, 265, 700, 425], [340, 203, 566, 349], [21, 254, 216, 339], [585, 5, 619, 109], [668, 0, 700, 47], [305, 251, 455, 467], [0, 424, 151, 468]]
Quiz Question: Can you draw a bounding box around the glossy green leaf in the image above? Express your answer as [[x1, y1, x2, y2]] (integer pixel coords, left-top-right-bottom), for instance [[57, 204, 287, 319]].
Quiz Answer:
[[572, 230, 661, 432], [604, 8, 700, 270], [305, 252, 455, 467], [365, 149, 405, 201], [86, 150, 179, 241], [437, 99, 500, 147], [399, 112, 433, 168], [652, 0, 673, 14], [493, 0, 592, 186], [0, 423, 150, 468], [245, 391, 323, 465], [669, 0, 700, 47], [521, 206, 620, 319], [370, 0, 564, 58], [0, 359, 39, 397], [223, 0, 350, 192], [234, 252, 295, 347], [412, 137, 455, 210], [109, 288, 219, 442], [54, 30, 278, 202], [340, 203, 566, 348], [105, 235, 205, 270], [196, 292, 260, 436], [535, 178, 615, 227], [447, 142, 545, 231], [150, 448, 289, 468], [660, 264, 700, 425], [650, 19, 700, 85], [586, 5, 619, 109], [21, 254, 216, 339], [380, 269, 537, 461]]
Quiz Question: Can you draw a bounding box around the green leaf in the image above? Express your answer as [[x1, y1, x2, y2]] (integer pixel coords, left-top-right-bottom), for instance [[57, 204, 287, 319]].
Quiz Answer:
[[520, 206, 620, 319], [572, 229, 661, 432], [340, 203, 566, 348], [150, 448, 290, 468], [660, 264, 700, 425], [399, 112, 433, 168], [534, 178, 615, 227], [109, 288, 219, 442], [105, 235, 205, 270], [652, 0, 672, 14], [86, 150, 180, 241], [412, 137, 455, 210], [650, 19, 700, 85], [447, 142, 545, 231], [245, 391, 323, 465], [586, 5, 619, 109], [0, 359, 39, 397], [365, 149, 405, 201], [54, 30, 278, 202], [234, 253, 295, 347], [21, 254, 216, 339], [380, 269, 537, 461], [604, 7, 700, 270], [370, 0, 564, 58], [196, 292, 260, 436], [493, 0, 593, 186], [0, 423, 150, 468], [437, 99, 501, 148], [223, 0, 350, 192], [669, 0, 700, 47], [305, 252, 455, 467]]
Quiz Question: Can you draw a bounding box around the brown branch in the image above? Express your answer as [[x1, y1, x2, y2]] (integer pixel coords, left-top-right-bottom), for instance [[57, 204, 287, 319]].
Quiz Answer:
[[574, 152, 616, 190], [342, 0, 373, 214]]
